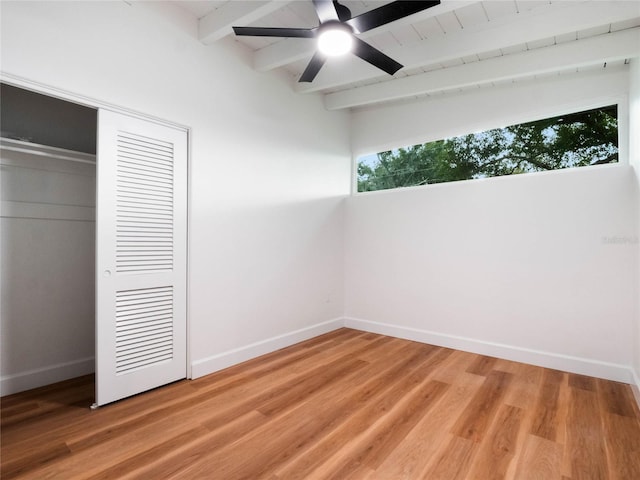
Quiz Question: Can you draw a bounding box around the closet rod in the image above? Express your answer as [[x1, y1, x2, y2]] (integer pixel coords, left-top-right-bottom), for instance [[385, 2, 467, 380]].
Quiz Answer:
[[0, 137, 96, 165]]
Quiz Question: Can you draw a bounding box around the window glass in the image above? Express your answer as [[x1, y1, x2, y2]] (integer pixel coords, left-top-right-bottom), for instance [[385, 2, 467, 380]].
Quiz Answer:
[[357, 105, 618, 193]]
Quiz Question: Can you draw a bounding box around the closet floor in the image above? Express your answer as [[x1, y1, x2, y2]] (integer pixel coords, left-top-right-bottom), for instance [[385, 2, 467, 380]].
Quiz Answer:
[[2, 328, 640, 479]]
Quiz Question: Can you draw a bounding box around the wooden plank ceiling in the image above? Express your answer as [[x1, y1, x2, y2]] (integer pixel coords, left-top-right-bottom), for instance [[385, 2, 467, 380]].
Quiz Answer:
[[176, 1, 640, 110]]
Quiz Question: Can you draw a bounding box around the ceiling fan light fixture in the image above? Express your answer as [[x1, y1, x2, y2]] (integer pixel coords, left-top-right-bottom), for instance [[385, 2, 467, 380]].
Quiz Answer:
[[317, 22, 353, 57]]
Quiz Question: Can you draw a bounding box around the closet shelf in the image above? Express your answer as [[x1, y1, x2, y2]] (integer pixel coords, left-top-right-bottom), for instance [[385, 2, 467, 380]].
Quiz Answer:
[[0, 137, 96, 164]]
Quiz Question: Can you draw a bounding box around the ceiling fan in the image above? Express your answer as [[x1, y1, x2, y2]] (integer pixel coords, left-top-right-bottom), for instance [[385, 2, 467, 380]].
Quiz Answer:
[[232, 0, 441, 82]]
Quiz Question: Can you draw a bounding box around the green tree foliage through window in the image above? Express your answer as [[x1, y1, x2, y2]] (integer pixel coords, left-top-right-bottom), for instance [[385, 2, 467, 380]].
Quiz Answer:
[[357, 105, 618, 192]]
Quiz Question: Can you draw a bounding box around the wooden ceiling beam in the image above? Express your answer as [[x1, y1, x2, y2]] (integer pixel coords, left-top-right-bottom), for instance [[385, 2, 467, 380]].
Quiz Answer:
[[324, 27, 640, 110]]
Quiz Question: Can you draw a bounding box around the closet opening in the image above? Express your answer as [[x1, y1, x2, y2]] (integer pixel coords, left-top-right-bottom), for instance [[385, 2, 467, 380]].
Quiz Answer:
[[1, 82, 98, 401]]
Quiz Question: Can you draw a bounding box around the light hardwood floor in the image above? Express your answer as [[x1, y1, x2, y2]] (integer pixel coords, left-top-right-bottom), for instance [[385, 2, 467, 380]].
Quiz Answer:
[[2, 328, 640, 479]]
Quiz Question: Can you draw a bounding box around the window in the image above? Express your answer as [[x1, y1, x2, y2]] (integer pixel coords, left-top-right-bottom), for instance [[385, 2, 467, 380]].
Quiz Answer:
[[356, 105, 618, 193]]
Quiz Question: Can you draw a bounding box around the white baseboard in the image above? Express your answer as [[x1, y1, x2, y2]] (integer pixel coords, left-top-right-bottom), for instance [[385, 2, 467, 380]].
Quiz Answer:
[[631, 369, 640, 410], [191, 318, 344, 379], [344, 317, 634, 384], [189, 315, 636, 388], [0, 357, 95, 397]]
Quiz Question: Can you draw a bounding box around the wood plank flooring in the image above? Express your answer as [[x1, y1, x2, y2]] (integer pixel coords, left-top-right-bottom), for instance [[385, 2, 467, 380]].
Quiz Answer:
[[2, 328, 640, 479]]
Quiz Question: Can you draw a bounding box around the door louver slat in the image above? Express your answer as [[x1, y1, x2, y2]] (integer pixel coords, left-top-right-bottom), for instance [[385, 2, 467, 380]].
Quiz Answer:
[[116, 325, 173, 339], [116, 132, 173, 274], [116, 334, 173, 349], [115, 303, 172, 315], [117, 193, 173, 204], [115, 322, 173, 334], [115, 286, 174, 375]]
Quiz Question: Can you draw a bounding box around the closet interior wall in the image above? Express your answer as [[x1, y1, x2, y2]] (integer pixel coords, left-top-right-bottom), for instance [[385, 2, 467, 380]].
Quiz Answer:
[[0, 84, 97, 395]]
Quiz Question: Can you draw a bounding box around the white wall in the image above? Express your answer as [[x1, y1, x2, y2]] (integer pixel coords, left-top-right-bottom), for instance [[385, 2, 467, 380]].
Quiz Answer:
[[346, 68, 639, 382], [0, 1, 350, 390], [1, 149, 96, 393], [629, 58, 640, 391]]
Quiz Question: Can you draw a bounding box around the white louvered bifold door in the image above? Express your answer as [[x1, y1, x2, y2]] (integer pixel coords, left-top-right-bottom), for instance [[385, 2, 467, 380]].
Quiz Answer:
[[96, 110, 187, 406]]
